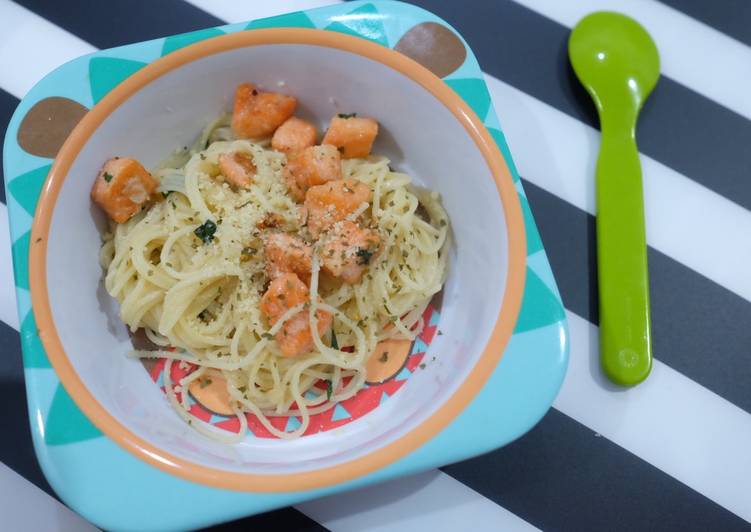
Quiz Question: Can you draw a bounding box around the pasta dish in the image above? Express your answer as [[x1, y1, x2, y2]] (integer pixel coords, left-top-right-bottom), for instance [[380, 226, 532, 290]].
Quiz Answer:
[[91, 82, 450, 441]]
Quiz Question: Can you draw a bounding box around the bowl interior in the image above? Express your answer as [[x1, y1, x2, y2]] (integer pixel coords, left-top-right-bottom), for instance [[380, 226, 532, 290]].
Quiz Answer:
[[45, 42, 509, 474]]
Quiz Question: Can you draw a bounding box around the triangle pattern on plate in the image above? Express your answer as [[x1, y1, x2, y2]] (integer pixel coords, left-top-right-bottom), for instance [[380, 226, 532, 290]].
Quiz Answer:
[[324, 3, 388, 47]]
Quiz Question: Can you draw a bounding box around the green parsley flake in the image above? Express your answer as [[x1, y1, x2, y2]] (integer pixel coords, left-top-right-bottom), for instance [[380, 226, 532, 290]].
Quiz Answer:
[[356, 247, 375, 265], [331, 330, 339, 350], [194, 219, 217, 243], [326, 380, 333, 400], [337, 112, 357, 119], [103, 172, 113, 183]]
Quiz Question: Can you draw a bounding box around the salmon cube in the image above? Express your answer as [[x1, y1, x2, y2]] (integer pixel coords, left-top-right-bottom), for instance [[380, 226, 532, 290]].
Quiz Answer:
[[260, 273, 333, 357], [271, 117, 317, 154], [322, 114, 379, 159], [320, 220, 381, 284], [304, 178, 371, 237], [218, 151, 256, 188], [260, 273, 308, 321], [231, 83, 297, 139], [284, 145, 342, 202], [264, 232, 313, 283], [91, 157, 158, 223]]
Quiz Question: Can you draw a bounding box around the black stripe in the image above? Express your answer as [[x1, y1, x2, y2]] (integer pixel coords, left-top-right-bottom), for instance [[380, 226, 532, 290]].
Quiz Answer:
[[0, 321, 56, 499], [407, 0, 751, 212], [12, 0, 222, 49], [208, 509, 329, 532], [443, 409, 750, 531], [658, 0, 751, 48], [524, 178, 751, 414], [0, 88, 19, 204]]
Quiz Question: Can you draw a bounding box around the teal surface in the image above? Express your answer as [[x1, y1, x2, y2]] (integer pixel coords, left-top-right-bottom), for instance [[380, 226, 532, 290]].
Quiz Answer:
[[2, 1, 568, 529]]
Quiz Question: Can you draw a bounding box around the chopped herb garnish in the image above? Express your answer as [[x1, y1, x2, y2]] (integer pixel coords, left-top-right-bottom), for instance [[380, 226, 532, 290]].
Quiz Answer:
[[199, 378, 212, 389], [194, 219, 217, 243], [419, 363, 426, 370], [103, 172, 113, 183], [379, 351, 389, 363], [437, 330, 443, 335], [356, 247, 375, 265], [439, 219, 447, 227], [241, 247, 257, 255], [337, 112, 357, 119], [326, 379, 333, 400], [331, 330, 339, 350], [261, 332, 273, 340], [199, 153, 206, 160]]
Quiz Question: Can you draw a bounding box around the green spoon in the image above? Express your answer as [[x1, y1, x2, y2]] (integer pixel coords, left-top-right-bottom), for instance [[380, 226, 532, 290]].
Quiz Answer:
[[568, 12, 659, 386]]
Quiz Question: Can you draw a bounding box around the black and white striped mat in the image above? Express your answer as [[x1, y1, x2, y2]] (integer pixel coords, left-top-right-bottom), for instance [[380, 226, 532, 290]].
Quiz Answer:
[[1, 1, 750, 530]]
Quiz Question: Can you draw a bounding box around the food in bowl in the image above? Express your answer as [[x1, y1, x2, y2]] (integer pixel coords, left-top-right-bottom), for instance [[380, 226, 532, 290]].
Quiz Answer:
[[91, 82, 450, 441]]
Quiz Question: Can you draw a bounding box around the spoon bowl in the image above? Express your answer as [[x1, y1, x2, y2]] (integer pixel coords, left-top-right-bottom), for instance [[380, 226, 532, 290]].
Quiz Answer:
[[570, 11, 659, 121], [569, 12, 660, 386]]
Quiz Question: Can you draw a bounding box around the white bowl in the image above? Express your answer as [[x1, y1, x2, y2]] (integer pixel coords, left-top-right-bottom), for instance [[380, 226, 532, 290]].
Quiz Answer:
[[29, 28, 526, 491]]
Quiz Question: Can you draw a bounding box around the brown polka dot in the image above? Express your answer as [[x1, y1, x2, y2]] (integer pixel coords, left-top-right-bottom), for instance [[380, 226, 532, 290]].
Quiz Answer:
[[395, 22, 467, 78], [17, 97, 88, 158]]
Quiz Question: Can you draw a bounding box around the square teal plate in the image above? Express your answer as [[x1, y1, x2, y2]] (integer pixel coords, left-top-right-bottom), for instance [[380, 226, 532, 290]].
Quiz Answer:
[[2, 1, 568, 529]]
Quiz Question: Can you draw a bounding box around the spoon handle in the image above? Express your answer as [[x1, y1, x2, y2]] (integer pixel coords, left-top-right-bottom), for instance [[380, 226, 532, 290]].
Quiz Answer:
[[596, 128, 653, 385]]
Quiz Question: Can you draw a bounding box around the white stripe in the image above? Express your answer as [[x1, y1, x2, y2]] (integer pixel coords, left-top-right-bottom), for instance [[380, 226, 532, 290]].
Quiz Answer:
[[486, 74, 751, 304], [183, 0, 338, 24], [512, 0, 751, 121], [0, 0, 95, 99], [0, 204, 19, 329], [0, 462, 97, 531], [297, 469, 540, 532], [556, 310, 751, 523]]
